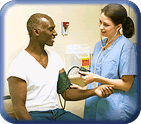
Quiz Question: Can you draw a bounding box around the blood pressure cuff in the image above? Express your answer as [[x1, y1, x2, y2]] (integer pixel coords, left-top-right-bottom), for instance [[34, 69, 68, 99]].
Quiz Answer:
[[57, 71, 71, 94]]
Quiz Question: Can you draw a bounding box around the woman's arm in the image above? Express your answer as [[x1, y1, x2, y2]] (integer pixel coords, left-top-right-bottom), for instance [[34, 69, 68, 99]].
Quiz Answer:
[[79, 71, 135, 91]]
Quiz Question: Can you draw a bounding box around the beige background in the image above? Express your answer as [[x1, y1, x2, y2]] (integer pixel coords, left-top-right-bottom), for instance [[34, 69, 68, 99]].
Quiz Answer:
[[4, 3, 137, 118]]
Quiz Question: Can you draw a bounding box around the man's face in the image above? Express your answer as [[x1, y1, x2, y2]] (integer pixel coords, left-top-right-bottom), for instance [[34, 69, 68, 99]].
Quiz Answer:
[[39, 17, 58, 46]]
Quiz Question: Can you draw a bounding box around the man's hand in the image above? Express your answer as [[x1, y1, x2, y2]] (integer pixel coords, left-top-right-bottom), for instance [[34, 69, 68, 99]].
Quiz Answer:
[[94, 85, 114, 98]]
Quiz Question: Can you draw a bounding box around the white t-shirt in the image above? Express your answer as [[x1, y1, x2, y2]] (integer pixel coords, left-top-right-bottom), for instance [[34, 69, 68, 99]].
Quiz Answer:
[[7, 49, 64, 112]]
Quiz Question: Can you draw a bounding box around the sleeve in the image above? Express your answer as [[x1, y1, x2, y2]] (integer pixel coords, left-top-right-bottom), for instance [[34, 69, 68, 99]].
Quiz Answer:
[[119, 44, 138, 78], [90, 47, 97, 73], [52, 51, 64, 71], [7, 58, 27, 82], [58, 55, 64, 71], [90, 41, 101, 73]]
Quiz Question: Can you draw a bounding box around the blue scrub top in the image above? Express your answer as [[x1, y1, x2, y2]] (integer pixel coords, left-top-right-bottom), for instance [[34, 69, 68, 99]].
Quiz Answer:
[[84, 35, 138, 121]]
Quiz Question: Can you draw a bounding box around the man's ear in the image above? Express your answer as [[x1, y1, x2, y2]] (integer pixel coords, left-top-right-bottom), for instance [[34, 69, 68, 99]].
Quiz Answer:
[[33, 29, 40, 36]]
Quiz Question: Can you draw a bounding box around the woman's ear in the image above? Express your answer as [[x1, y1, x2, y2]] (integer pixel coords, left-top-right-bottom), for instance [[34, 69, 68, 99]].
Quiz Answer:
[[116, 24, 122, 31]]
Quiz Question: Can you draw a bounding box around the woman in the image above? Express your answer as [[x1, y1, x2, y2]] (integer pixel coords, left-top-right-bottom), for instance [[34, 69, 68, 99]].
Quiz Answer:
[[78, 4, 138, 121]]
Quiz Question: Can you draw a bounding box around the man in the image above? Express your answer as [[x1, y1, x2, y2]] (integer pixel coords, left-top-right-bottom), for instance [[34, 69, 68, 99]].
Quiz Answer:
[[7, 13, 114, 121]]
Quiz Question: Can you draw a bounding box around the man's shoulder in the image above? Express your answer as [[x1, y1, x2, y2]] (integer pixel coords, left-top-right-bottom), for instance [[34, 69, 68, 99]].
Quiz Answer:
[[11, 50, 28, 64]]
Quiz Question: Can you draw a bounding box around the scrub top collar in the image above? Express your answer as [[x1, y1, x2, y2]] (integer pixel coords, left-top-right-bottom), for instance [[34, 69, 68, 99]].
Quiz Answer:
[[99, 35, 123, 68], [102, 35, 123, 53]]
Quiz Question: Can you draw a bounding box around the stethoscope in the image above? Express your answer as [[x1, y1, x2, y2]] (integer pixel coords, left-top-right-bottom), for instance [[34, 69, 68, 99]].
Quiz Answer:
[[93, 29, 119, 88]]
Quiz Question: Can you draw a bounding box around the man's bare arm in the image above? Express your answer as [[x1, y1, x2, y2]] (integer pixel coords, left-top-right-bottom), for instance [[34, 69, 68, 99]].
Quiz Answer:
[[7, 77, 32, 120], [59, 68, 114, 101]]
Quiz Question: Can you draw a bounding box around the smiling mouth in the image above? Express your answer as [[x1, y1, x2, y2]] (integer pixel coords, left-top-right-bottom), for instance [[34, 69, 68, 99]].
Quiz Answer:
[[101, 30, 106, 33]]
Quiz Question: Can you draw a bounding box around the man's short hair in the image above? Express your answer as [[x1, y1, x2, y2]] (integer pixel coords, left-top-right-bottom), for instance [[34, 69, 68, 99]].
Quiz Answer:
[[27, 13, 44, 37]]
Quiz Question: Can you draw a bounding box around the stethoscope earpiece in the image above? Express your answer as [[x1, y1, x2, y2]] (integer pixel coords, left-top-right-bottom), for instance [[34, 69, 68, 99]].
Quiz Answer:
[[117, 27, 121, 31]]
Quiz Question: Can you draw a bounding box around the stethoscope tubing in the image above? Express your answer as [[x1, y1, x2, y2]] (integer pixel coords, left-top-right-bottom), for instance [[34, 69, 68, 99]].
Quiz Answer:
[[93, 31, 118, 88]]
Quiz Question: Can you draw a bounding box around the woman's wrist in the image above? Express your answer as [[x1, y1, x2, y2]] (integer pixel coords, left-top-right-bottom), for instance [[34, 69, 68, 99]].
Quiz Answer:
[[93, 74, 101, 82]]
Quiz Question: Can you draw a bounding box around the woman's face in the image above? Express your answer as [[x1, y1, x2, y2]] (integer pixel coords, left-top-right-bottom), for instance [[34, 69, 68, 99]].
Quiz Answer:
[[99, 13, 117, 38]]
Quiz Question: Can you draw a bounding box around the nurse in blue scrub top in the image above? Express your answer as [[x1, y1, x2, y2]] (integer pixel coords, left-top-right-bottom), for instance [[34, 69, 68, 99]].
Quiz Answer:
[[79, 4, 138, 121]]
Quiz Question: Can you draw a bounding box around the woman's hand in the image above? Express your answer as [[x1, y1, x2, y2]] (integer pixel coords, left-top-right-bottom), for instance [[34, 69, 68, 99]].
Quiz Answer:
[[70, 83, 88, 90], [94, 85, 114, 98], [79, 71, 99, 85]]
